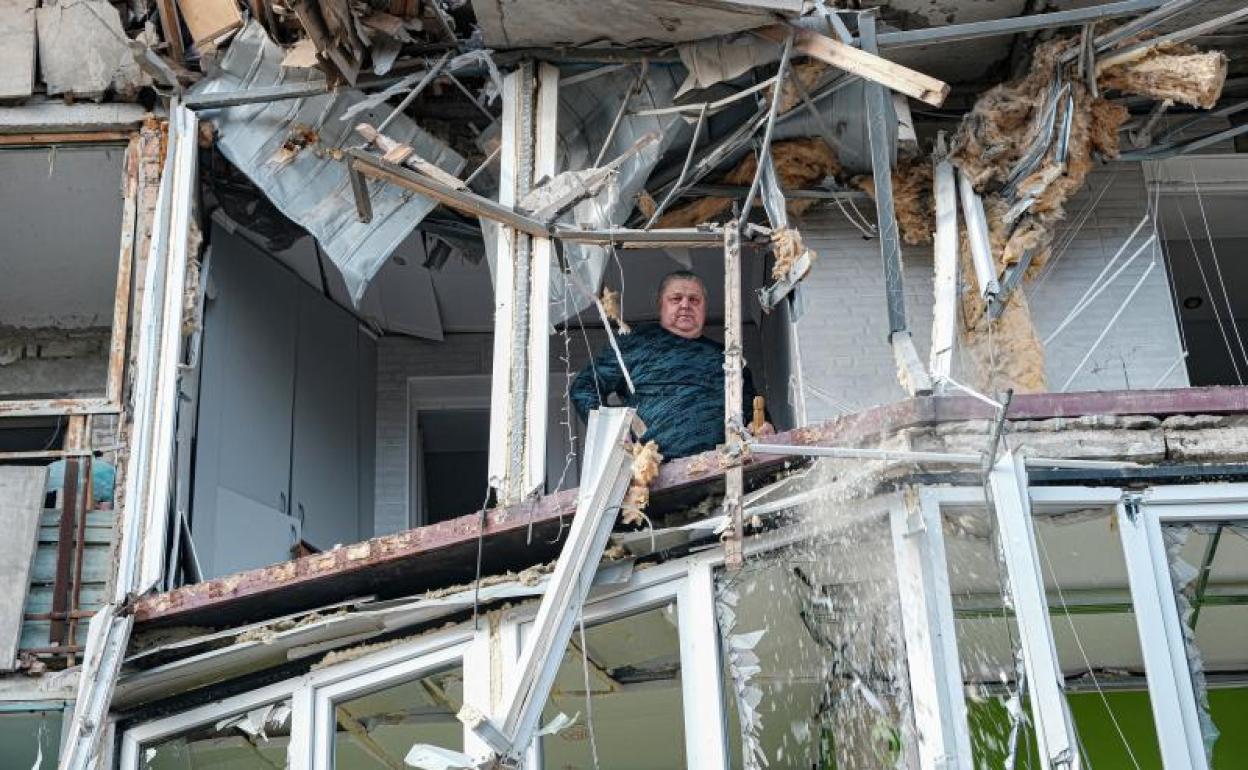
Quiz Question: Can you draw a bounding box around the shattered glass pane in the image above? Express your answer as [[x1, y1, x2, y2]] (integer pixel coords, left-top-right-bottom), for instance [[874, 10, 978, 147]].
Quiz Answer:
[[333, 665, 464, 769], [1164, 521, 1248, 768], [141, 699, 292, 769], [535, 602, 685, 768], [717, 516, 915, 770], [948, 506, 1166, 768]]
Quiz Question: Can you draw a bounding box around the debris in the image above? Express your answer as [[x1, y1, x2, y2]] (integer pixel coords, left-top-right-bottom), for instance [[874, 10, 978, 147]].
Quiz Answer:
[[0, 0, 36, 101], [1098, 45, 1227, 109], [356, 123, 469, 190], [176, 0, 243, 46], [756, 24, 950, 107], [854, 155, 934, 246], [404, 744, 476, 770], [36, 0, 147, 100], [622, 440, 662, 525], [472, 0, 802, 47], [769, 226, 812, 281], [600, 286, 631, 335], [281, 38, 320, 68], [657, 138, 841, 228], [193, 20, 464, 306]]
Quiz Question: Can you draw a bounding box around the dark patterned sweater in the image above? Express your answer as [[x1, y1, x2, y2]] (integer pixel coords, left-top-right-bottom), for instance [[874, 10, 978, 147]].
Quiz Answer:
[[570, 324, 761, 459]]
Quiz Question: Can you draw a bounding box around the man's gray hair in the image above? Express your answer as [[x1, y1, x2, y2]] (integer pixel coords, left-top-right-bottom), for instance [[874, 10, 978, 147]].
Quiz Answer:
[[656, 270, 706, 305]]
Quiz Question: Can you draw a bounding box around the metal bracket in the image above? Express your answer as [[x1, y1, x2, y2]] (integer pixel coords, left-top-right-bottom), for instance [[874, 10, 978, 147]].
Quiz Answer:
[[757, 250, 813, 311]]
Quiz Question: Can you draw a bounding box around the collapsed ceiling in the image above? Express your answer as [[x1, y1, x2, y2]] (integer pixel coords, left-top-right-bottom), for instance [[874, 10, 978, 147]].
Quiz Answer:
[[6, 0, 1246, 364]]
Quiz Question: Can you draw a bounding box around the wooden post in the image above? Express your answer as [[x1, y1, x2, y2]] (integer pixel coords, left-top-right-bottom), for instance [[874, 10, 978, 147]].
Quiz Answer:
[[723, 221, 745, 570]]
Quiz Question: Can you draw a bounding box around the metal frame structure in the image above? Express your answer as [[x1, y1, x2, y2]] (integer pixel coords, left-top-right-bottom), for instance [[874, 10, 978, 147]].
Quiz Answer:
[[114, 475, 1241, 770], [61, 104, 200, 770]]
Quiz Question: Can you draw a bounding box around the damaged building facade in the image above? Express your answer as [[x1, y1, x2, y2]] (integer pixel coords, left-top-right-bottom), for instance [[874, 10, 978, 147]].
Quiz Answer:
[[2, 0, 1248, 768]]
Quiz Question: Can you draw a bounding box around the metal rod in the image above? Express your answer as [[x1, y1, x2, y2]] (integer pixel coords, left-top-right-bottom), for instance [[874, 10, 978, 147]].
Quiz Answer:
[[1089, 0, 1202, 54], [594, 62, 648, 167], [684, 183, 868, 200], [861, 13, 908, 335], [739, 30, 794, 227], [376, 51, 453, 134], [68, 455, 92, 650], [875, 0, 1165, 50], [463, 146, 502, 186], [50, 457, 80, 646], [723, 221, 746, 570], [1098, 6, 1248, 70], [1119, 122, 1248, 160], [644, 103, 708, 228], [1190, 524, 1223, 628]]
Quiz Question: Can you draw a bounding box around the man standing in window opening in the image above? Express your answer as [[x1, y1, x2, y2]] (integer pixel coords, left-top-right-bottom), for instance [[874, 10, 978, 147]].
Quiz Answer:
[[570, 270, 773, 460]]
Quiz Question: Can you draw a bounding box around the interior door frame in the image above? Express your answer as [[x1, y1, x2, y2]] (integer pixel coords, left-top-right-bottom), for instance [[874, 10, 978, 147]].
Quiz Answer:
[[407, 375, 492, 528], [406, 372, 577, 528]]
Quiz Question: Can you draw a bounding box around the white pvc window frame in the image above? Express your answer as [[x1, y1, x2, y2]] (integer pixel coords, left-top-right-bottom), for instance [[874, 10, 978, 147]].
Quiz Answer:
[[1114, 483, 1248, 770], [119, 479, 1234, 770], [118, 625, 474, 770]]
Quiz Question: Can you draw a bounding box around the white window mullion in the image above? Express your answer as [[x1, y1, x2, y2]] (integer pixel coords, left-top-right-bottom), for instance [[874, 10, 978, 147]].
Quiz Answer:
[[678, 560, 729, 770], [987, 451, 1081, 769], [288, 681, 315, 770], [890, 490, 973, 770], [1126, 499, 1211, 768]]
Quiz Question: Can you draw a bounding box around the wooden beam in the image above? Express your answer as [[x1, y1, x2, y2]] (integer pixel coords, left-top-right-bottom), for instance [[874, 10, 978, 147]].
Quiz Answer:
[[155, 0, 185, 62], [757, 24, 950, 107], [0, 132, 131, 145]]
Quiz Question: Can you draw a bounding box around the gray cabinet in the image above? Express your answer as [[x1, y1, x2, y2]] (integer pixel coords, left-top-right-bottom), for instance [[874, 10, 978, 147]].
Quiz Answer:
[[193, 226, 375, 579]]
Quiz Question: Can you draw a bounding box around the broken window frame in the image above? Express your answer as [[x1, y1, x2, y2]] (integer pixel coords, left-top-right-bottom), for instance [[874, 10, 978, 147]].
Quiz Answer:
[[493, 558, 726, 768], [308, 631, 472, 768], [0, 132, 140, 420], [116, 479, 1237, 770], [1113, 482, 1248, 770], [118, 624, 475, 770], [118, 678, 303, 769]]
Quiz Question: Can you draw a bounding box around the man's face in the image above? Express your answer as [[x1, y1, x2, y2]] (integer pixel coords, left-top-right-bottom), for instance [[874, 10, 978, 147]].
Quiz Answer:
[[658, 278, 706, 339]]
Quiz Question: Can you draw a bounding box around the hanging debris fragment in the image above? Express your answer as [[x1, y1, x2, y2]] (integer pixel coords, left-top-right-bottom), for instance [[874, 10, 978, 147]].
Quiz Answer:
[[946, 29, 1229, 392], [657, 138, 841, 228]]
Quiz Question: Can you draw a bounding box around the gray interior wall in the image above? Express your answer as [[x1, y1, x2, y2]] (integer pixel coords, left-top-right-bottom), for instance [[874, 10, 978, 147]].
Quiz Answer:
[[192, 225, 377, 578], [794, 164, 1188, 422]]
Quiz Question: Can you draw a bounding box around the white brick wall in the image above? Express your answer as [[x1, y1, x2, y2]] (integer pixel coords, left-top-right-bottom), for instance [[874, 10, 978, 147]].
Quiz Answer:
[[374, 334, 493, 534], [793, 163, 1188, 423]]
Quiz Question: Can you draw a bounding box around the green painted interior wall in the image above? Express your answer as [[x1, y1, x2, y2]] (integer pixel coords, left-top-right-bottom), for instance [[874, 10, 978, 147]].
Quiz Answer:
[[967, 687, 1247, 769]]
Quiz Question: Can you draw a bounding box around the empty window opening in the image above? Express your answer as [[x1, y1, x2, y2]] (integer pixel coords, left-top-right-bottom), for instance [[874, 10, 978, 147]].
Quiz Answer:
[[0, 144, 127, 401]]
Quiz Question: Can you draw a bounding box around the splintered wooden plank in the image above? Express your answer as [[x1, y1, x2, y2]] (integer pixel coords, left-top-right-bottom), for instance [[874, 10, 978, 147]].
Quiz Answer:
[[0, 0, 36, 101], [175, 0, 243, 45], [757, 25, 950, 107], [0, 466, 48, 668]]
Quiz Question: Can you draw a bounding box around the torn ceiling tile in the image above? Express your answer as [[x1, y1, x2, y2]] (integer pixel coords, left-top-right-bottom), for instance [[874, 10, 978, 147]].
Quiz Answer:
[[471, 0, 803, 46], [36, 0, 147, 100], [193, 20, 465, 307]]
